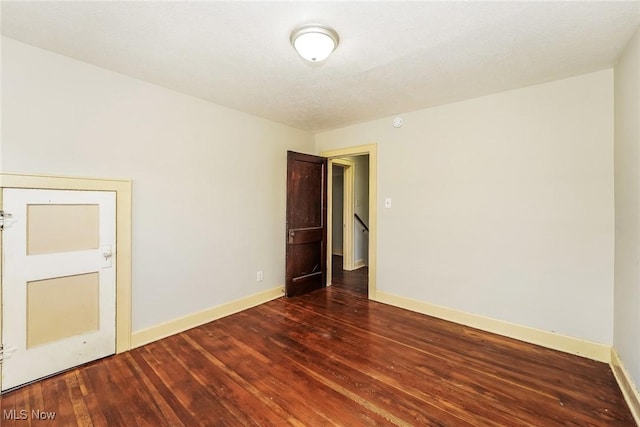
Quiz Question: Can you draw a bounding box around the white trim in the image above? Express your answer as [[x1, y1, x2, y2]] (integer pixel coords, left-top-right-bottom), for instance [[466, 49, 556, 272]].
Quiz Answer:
[[374, 291, 611, 362], [332, 250, 344, 256], [131, 286, 284, 348], [327, 162, 334, 285], [321, 144, 377, 299], [328, 158, 355, 271], [611, 348, 640, 424], [354, 259, 366, 269], [342, 159, 356, 271], [0, 173, 132, 354]]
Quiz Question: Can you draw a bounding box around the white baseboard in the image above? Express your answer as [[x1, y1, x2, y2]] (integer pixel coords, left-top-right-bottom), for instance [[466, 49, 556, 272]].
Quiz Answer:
[[354, 259, 366, 269], [332, 250, 343, 256], [131, 286, 284, 348], [611, 348, 640, 425], [374, 291, 610, 363]]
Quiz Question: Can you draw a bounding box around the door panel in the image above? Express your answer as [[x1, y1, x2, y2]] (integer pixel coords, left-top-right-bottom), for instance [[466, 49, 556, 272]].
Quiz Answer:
[[2, 189, 116, 391], [27, 204, 100, 255], [285, 151, 327, 297], [27, 273, 100, 348]]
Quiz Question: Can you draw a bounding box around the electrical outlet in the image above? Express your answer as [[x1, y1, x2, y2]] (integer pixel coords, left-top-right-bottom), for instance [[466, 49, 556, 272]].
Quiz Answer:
[[257, 271, 263, 282]]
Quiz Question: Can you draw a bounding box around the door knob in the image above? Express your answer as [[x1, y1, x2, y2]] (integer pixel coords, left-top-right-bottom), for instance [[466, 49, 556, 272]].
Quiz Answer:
[[102, 245, 113, 268]]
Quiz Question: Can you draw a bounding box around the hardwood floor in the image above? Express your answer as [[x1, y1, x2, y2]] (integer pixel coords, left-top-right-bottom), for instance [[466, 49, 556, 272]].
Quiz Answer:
[[1, 286, 634, 426], [331, 254, 368, 294]]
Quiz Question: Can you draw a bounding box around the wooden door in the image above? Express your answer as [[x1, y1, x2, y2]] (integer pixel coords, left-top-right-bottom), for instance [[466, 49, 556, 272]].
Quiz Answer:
[[285, 151, 327, 297], [2, 189, 116, 391]]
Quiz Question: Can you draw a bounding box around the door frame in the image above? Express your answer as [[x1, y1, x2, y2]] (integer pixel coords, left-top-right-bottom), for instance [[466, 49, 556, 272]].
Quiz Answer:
[[328, 158, 355, 271], [321, 144, 377, 299], [0, 173, 132, 385]]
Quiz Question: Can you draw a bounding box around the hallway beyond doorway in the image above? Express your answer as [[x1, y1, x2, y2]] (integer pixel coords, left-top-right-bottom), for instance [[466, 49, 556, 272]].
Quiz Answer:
[[331, 255, 368, 295]]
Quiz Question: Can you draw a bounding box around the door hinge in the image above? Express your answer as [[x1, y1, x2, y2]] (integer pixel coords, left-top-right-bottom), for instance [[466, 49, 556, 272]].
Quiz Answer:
[[0, 211, 14, 231], [0, 345, 17, 365]]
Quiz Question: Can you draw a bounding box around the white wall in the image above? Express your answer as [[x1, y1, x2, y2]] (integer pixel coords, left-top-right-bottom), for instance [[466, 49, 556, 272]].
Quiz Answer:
[[0, 37, 620, 349], [316, 70, 615, 345], [614, 27, 640, 389], [1, 37, 315, 332]]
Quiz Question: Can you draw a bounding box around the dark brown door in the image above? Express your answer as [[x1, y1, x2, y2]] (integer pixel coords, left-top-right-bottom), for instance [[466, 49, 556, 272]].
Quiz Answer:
[[285, 151, 327, 297]]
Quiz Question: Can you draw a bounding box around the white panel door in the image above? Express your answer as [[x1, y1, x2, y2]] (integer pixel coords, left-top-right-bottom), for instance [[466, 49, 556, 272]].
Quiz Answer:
[[2, 189, 116, 391]]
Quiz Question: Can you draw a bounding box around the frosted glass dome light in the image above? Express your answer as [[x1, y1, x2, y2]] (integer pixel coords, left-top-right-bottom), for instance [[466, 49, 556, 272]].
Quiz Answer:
[[291, 25, 339, 62]]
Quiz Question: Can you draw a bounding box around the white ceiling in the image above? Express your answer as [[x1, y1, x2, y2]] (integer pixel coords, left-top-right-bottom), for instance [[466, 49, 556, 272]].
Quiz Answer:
[[2, 1, 639, 132]]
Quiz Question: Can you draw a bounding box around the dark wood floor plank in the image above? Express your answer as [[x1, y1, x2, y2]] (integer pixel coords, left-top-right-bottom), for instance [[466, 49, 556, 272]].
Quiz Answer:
[[2, 389, 18, 427], [16, 385, 32, 427], [243, 302, 532, 426], [65, 372, 94, 427], [39, 373, 78, 426], [141, 338, 239, 426], [189, 323, 395, 426], [164, 334, 297, 426], [293, 288, 616, 396], [257, 303, 548, 426], [25, 382, 45, 427], [223, 307, 480, 426], [127, 344, 195, 426], [1, 285, 635, 426], [109, 353, 169, 426], [82, 355, 147, 426], [282, 289, 631, 425], [183, 329, 336, 425], [123, 350, 186, 426], [331, 255, 369, 295], [75, 369, 110, 427]]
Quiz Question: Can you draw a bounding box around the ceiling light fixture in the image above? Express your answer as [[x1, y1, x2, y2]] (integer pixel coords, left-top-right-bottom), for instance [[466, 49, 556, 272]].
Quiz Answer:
[[290, 24, 339, 62]]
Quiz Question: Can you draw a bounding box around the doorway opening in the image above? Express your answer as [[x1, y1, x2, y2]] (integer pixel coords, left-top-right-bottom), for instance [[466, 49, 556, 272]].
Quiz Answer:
[[330, 156, 368, 295], [323, 144, 377, 299]]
